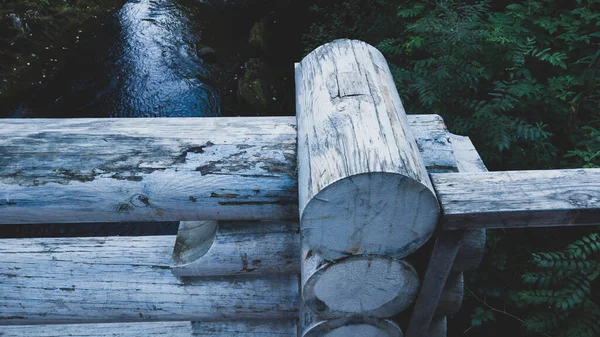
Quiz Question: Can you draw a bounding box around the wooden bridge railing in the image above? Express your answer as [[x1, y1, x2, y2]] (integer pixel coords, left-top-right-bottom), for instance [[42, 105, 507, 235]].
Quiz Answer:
[[0, 39, 598, 337]]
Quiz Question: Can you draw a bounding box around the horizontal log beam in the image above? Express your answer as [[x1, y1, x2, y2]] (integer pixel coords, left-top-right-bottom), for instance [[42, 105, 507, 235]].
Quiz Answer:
[[0, 115, 452, 225], [0, 322, 193, 337], [0, 235, 298, 325], [432, 169, 600, 230], [0, 320, 298, 337]]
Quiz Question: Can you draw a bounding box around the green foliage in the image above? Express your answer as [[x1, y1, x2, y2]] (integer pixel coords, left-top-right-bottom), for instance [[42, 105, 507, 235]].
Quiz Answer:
[[301, 1, 600, 335], [516, 231, 600, 336]]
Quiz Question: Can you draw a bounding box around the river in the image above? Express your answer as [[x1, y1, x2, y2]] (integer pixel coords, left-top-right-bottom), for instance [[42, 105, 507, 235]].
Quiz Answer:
[[2, 0, 301, 237]]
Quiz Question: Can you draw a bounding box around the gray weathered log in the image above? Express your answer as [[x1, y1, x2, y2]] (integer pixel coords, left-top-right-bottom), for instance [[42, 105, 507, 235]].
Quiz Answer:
[[296, 39, 439, 260], [406, 230, 465, 337], [0, 115, 449, 225], [428, 316, 447, 337], [300, 303, 403, 337], [0, 320, 298, 337], [0, 322, 192, 337], [171, 220, 299, 276], [450, 135, 486, 272], [191, 320, 297, 336], [433, 168, 600, 230], [301, 242, 420, 318], [0, 235, 298, 325], [435, 273, 464, 316]]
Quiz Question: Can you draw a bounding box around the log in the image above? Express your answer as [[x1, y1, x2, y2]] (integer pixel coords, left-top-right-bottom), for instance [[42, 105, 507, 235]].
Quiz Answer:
[[0, 322, 192, 337], [450, 135, 486, 272], [0, 115, 449, 225], [0, 235, 298, 325], [0, 320, 298, 337], [406, 230, 465, 337], [301, 243, 419, 318], [453, 229, 485, 272], [435, 273, 464, 316], [171, 220, 299, 276], [300, 304, 403, 337], [405, 135, 482, 337], [428, 316, 447, 337], [295, 39, 439, 260], [191, 320, 297, 336], [433, 168, 600, 230]]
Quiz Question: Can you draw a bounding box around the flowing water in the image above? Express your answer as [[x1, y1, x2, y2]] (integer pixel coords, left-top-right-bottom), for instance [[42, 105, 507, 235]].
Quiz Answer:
[[11, 0, 227, 118]]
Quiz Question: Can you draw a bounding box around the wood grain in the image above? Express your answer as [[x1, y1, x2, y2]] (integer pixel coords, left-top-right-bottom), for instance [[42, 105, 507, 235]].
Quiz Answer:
[[301, 242, 419, 318], [0, 115, 449, 225], [433, 168, 600, 230], [171, 220, 299, 277], [296, 39, 439, 260], [0, 320, 298, 337], [0, 235, 298, 325]]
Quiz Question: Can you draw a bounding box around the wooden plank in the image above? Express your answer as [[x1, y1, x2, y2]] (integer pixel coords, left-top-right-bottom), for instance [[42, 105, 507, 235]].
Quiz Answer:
[[0, 322, 192, 336], [433, 168, 600, 230], [449, 135, 486, 272], [406, 134, 484, 337], [406, 230, 465, 337], [296, 39, 439, 260], [0, 235, 298, 325], [0, 115, 450, 225]]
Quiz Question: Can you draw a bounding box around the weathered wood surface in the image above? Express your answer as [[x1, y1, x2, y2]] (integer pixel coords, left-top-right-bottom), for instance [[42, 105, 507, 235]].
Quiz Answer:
[[0, 320, 298, 337], [435, 272, 464, 316], [0, 322, 192, 337], [301, 242, 419, 318], [303, 318, 403, 337], [0, 235, 298, 325], [191, 320, 297, 336], [406, 230, 464, 337], [449, 135, 486, 272], [0, 115, 449, 225], [296, 39, 439, 260], [172, 220, 299, 277], [406, 134, 485, 337], [433, 168, 600, 230], [428, 316, 447, 337], [301, 303, 403, 337]]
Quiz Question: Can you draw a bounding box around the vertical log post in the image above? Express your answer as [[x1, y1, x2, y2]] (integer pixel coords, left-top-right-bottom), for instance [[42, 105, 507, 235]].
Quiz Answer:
[[296, 39, 440, 261], [296, 38, 441, 333]]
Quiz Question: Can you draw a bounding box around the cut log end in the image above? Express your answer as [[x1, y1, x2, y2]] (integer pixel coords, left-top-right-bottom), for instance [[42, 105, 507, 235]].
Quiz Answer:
[[302, 317, 403, 337], [301, 173, 439, 260], [303, 255, 420, 318]]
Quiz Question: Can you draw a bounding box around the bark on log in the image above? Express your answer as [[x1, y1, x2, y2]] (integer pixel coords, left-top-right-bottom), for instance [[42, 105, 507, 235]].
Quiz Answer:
[[301, 243, 419, 318], [171, 220, 299, 276], [295, 39, 439, 260], [300, 303, 403, 337], [0, 115, 449, 225], [435, 273, 464, 316], [0, 235, 298, 325]]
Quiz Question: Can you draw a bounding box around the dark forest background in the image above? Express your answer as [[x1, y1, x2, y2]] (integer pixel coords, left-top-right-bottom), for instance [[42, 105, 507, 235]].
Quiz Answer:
[[2, 0, 600, 336]]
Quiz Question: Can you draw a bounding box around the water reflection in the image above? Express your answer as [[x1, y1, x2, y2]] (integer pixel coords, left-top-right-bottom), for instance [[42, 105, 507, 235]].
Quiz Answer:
[[109, 0, 221, 117], [11, 0, 223, 118]]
